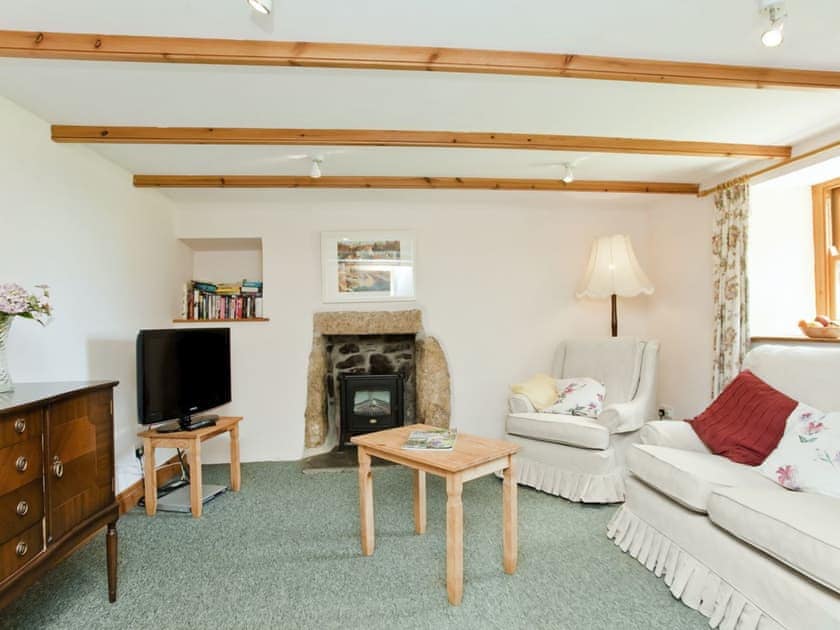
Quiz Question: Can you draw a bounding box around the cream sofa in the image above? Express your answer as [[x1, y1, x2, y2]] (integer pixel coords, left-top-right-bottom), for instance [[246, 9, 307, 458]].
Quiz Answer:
[[608, 345, 840, 630], [505, 337, 659, 503]]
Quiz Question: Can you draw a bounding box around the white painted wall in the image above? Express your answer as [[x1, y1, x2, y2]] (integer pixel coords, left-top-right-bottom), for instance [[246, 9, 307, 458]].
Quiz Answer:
[[0, 96, 182, 492], [749, 181, 816, 335], [191, 249, 263, 285], [171, 190, 716, 464], [648, 195, 715, 419]]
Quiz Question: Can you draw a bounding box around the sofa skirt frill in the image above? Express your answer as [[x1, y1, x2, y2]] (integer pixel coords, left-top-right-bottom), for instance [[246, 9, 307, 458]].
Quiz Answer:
[[510, 456, 625, 503], [607, 505, 783, 630]]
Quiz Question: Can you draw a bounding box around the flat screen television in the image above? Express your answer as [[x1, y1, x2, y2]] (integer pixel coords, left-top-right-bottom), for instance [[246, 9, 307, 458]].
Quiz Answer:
[[137, 328, 231, 431]]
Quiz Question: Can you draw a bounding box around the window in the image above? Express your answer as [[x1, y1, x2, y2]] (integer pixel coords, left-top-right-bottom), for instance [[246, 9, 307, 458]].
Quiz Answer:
[[813, 177, 840, 319]]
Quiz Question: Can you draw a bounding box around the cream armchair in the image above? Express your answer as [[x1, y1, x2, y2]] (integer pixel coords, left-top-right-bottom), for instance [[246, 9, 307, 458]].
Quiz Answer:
[[505, 337, 659, 503]]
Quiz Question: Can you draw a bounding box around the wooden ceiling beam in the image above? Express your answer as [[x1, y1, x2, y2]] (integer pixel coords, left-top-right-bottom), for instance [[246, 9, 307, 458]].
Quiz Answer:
[[2, 30, 840, 90], [52, 125, 792, 159], [132, 175, 699, 195]]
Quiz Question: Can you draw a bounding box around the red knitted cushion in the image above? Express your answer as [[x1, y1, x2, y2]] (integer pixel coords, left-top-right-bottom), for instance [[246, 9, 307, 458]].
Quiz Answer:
[[689, 370, 797, 465]]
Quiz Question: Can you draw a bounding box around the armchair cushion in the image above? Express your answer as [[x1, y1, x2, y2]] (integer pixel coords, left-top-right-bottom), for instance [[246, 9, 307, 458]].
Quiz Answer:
[[547, 377, 605, 418], [510, 373, 557, 411], [506, 412, 610, 450]]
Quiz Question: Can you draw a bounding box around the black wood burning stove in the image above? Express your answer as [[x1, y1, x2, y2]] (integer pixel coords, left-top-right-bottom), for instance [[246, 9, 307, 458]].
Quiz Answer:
[[339, 373, 404, 446]]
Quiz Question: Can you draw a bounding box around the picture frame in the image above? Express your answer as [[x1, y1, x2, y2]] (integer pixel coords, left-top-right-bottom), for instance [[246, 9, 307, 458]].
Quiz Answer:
[[321, 230, 416, 303]]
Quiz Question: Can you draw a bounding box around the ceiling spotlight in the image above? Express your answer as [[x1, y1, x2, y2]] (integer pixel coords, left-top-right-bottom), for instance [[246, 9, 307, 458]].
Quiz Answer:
[[310, 158, 323, 179], [759, 0, 786, 47], [562, 163, 575, 184], [246, 0, 272, 15]]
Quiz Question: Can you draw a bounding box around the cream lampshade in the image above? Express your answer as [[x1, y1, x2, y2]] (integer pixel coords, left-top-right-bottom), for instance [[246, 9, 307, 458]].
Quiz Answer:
[[576, 234, 654, 337]]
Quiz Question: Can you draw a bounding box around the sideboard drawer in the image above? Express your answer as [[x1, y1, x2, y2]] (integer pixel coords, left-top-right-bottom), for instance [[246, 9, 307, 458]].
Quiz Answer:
[[0, 409, 42, 449], [0, 523, 42, 582], [0, 479, 43, 545], [0, 438, 43, 496]]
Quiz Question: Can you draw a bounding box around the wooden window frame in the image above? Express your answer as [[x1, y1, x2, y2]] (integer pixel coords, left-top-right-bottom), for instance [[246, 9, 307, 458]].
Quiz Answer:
[[812, 177, 840, 319]]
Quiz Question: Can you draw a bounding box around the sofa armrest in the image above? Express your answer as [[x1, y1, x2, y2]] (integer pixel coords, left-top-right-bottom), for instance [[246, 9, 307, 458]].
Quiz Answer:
[[640, 421, 711, 453], [509, 394, 537, 414], [597, 398, 647, 433]]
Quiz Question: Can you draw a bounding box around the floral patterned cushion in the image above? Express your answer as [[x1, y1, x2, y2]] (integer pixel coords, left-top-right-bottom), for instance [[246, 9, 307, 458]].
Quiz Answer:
[[758, 402, 840, 498], [547, 377, 605, 419]]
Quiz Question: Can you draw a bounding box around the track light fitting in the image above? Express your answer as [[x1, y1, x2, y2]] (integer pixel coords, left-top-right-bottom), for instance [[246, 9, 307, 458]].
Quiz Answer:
[[759, 0, 786, 48], [246, 0, 272, 15]]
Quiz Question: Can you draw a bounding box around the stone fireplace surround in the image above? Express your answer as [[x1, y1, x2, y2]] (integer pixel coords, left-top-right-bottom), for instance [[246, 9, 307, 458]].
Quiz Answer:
[[304, 309, 451, 450]]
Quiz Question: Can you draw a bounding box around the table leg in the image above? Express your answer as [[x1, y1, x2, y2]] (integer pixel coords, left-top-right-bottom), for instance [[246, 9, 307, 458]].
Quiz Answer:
[[446, 473, 464, 605], [413, 470, 426, 535], [188, 442, 202, 518], [142, 437, 156, 516], [230, 423, 241, 492], [357, 446, 375, 555], [106, 521, 118, 603], [503, 455, 518, 574]]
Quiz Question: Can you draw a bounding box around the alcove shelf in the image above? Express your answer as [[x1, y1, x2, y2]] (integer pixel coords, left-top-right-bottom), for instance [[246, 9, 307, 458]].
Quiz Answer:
[[172, 317, 270, 323], [176, 237, 266, 322]]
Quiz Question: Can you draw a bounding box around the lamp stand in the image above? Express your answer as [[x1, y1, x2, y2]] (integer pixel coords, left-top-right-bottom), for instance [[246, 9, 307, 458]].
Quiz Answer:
[[611, 294, 618, 337]]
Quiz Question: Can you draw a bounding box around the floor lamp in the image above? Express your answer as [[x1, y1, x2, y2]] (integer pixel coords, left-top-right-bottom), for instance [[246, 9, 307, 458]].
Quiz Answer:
[[576, 234, 654, 337]]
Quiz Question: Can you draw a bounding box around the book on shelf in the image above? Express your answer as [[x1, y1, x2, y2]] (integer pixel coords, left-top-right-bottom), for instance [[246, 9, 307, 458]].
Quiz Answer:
[[402, 428, 458, 451], [181, 279, 264, 321]]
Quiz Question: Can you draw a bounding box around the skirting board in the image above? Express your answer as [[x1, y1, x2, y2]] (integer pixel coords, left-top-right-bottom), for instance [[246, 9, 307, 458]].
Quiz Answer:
[[116, 455, 185, 515]]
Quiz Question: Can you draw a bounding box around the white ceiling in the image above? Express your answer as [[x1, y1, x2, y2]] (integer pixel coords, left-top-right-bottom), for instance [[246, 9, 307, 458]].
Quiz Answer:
[[1, 0, 839, 197]]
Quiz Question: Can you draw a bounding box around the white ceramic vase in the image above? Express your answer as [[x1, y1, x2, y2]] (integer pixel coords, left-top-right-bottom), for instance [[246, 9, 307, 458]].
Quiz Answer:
[[0, 315, 14, 393]]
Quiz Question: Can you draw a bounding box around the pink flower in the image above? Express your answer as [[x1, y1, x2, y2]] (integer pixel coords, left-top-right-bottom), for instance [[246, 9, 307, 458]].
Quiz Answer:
[[804, 422, 825, 436], [776, 465, 799, 490]]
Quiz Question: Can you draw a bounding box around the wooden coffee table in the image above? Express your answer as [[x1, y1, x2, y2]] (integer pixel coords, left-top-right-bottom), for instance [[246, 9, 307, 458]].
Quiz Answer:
[[351, 424, 519, 605]]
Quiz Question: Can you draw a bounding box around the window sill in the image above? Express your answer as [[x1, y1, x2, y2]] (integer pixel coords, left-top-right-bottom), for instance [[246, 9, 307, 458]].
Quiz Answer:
[[750, 335, 840, 344]]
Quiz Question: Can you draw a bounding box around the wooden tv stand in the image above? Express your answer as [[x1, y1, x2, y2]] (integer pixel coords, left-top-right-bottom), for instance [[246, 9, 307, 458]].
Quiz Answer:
[[138, 416, 242, 518]]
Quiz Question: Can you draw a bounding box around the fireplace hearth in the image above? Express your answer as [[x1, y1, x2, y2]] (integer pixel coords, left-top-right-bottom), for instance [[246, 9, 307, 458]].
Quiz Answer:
[[339, 374, 404, 445], [303, 309, 451, 453]]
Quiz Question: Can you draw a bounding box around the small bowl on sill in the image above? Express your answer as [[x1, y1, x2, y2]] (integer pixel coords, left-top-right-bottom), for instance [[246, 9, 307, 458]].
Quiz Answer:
[[799, 325, 840, 339]]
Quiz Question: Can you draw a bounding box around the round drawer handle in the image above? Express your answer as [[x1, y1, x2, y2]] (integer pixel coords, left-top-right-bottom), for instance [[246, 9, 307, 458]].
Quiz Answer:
[[15, 456, 28, 473], [52, 456, 64, 479], [14, 418, 26, 434], [15, 541, 28, 557], [16, 500, 29, 517]]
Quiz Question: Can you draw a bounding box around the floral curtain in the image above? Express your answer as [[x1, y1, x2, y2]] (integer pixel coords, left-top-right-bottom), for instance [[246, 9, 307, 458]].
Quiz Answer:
[[712, 182, 750, 398]]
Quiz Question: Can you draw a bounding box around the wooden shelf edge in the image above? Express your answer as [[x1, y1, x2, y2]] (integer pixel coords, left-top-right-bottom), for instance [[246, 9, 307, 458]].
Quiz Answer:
[[172, 317, 270, 323]]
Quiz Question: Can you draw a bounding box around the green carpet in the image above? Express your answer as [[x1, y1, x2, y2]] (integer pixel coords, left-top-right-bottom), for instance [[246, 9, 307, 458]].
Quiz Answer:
[[2, 462, 705, 629]]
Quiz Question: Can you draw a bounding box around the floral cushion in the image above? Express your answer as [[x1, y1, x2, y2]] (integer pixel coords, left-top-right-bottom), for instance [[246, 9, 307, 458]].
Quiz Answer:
[[758, 402, 840, 498], [547, 377, 605, 419]]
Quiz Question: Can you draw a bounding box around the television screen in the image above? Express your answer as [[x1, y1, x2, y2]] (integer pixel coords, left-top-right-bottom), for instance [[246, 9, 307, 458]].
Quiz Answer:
[[137, 328, 231, 425]]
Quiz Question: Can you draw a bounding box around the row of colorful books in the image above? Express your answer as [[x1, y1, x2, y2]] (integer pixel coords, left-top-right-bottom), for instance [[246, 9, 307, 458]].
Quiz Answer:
[[191, 279, 263, 296], [182, 280, 264, 320]]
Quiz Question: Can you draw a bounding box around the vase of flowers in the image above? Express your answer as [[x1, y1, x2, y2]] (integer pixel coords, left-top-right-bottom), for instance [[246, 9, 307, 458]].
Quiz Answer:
[[0, 283, 52, 393]]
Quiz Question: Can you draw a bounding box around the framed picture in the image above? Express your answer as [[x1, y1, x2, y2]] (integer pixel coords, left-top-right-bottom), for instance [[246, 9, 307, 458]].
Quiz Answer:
[[321, 231, 416, 303]]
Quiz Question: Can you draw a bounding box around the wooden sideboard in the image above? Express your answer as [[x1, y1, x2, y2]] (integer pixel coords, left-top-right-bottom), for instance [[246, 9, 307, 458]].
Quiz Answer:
[[0, 381, 119, 610]]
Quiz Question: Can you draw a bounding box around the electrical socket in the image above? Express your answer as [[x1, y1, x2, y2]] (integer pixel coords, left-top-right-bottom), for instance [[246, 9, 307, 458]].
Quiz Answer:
[[658, 405, 675, 420], [135, 446, 144, 459]]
